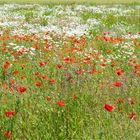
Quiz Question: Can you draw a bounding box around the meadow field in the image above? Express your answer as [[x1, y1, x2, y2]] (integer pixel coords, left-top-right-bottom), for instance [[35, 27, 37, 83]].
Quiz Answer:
[[0, 1, 140, 140]]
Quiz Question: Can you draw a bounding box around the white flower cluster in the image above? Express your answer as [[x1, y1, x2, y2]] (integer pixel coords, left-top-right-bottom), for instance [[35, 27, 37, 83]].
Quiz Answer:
[[0, 4, 139, 37]]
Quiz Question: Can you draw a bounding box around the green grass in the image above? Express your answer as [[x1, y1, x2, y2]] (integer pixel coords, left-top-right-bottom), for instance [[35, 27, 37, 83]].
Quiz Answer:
[[0, 0, 140, 5]]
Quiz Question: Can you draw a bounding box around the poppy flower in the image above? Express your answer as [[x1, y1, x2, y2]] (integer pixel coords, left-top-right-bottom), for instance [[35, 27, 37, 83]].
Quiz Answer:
[[4, 61, 10, 69], [114, 82, 122, 87], [111, 63, 115, 68], [14, 70, 20, 75], [39, 62, 45, 67], [36, 82, 41, 87], [11, 80, 16, 85], [18, 87, 27, 93], [64, 57, 74, 63], [49, 79, 57, 85], [117, 69, 124, 76], [42, 75, 48, 79], [135, 64, 140, 69], [20, 75, 25, 79], [129, 59, 136, 63], [133, 70, 138, 74], [5, 131, 12, 139], [35, 72, 40, 76], [58, 101, 65, 107], [85, 57, 91, 61], [57, 65, 63, 69], [101, 63, 106, 67], [89, 69, 98, 74], [130, 113, 138, 119], [5, 111, 16, 118], [47, 97, 52, 101], [104, 104, 116, 112]]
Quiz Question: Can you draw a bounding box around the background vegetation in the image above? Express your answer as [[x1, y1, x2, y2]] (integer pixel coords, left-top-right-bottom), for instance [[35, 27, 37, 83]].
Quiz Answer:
[[0, 0, 140, 5]]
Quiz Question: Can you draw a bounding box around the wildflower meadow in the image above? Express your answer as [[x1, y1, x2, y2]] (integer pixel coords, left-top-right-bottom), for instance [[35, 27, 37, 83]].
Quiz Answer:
[[0, 1, 140, 140]]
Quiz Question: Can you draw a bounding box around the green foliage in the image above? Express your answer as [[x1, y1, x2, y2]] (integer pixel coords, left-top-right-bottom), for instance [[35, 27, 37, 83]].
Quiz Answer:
[[103, 14, 118, 28], [81, 12, 102, 23], [24, 11, 35, 22]]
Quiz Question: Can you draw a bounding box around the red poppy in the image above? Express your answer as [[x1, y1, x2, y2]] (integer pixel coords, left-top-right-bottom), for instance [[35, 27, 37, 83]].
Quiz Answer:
[[36, 82, 41, 87], [5, 111, 16, 118], [47, 97, 52, 101], [114, 82, 122, 87], [130, 113, 138, 119], [64, 57, 74, 63], [133, 70, 138, 74], [18, 87, 27, 93], [57, 65, 63, 69], [42, 75, 48, 79], [89, 69, 98, 74], [117, 69, 124, 76], [20, 75, 25, 79], [135, 64, 140, 69], [11, 80, 16, 85], [35, 72, 40, 76], [58, 101, 65, 107], [39, 62, 45, 67], [5, 131, 12, 139], [111, 63, 115, 67], [85, 57, 91, 61], [4, 61, 10, 69], [101, 63, 106, 67], [14, 70, 20, 75], [49, 79, 57, 85], [93, 69, 98, 74], [104, 104, 116, 112]]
